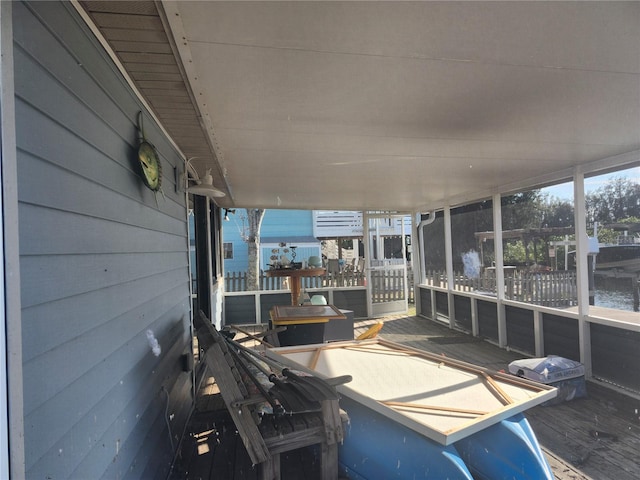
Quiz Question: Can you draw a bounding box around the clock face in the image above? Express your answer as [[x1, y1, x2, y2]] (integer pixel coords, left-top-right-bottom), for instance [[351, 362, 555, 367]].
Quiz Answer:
[[138, 142, 162, 191]]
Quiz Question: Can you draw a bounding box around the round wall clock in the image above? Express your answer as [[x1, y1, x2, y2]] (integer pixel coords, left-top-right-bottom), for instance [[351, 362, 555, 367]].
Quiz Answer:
[[136, 112, 162, 192], [138, 141, 162, 192]]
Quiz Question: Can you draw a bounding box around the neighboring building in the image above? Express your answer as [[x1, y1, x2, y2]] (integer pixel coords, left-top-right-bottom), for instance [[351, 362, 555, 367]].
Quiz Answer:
[[222, 209, 412, 275], [313, 211, 412, 261], [222, 209, 322, 273]]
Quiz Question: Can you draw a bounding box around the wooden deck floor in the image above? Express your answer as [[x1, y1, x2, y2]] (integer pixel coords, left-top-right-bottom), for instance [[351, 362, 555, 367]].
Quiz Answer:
[[171, 313, 640, 479]]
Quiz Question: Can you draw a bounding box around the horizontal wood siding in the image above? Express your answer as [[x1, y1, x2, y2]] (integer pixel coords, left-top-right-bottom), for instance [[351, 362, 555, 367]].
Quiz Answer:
[[15, 2, 191, 478], [542, 314, 580, 361], [505, 306, 535, 355], [477, 300, 499, 342], [453, 295, 472, 332], [591, 324, 640, 392]]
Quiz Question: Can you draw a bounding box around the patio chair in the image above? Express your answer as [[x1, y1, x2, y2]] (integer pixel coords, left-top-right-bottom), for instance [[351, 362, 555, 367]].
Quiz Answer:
[[327, 258, 341, 274], [326, 259, 341, 286]]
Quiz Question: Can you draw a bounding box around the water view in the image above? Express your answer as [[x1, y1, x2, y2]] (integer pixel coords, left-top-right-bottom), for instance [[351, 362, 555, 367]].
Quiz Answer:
[[594, 280, 638, 312]]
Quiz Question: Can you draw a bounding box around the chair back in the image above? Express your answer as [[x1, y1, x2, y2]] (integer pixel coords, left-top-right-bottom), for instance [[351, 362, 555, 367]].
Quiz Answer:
[[327, 258, 340, 274]]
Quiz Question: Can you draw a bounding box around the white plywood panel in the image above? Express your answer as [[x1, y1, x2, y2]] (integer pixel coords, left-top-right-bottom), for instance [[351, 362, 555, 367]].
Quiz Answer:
[[268, 339, 555, 445]]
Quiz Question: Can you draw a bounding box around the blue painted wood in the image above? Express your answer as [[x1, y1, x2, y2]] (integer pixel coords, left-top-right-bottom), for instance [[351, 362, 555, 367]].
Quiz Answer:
[[338, 395, 552, 480], [454, 413, 553, 480], [14, 2, 192, 478], [338, 395, 474, 479]]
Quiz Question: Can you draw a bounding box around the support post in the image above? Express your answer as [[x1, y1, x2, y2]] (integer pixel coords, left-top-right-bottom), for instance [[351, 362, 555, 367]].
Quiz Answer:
[[444, 206, 455, 329], [574, 170, 592, 377], [533, 310, 544, 357], [493, 194, 507, 348]]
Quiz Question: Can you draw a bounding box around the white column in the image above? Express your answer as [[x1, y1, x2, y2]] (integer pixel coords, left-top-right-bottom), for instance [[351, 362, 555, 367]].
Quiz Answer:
[[574, 171, 592, 376], [444, 207, 455, 328], [471, 297, 479, 337], [533, 310, 544, 357], [493, 194, 507, 347], [401, 215, 409, 311], [362, 211, 372, 318], [411, 212, 424, 315]]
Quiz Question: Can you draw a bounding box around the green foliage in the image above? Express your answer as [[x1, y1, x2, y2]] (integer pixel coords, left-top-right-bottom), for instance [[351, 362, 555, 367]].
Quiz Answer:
[[503, 241, 526, 265], [594, 227, 617, 245], [586, 177, 640, 224], [423, 173, 640, 271], [542, 196, 574, 228], [501, 191, 545, 230]]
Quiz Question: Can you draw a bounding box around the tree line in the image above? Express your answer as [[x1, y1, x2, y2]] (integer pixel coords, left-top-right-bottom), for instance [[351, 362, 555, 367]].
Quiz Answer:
[[423, 176, 640, 271]]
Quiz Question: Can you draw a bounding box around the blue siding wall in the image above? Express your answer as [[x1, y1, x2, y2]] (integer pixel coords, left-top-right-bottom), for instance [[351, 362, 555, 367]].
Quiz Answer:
[[223, 209, 319, 273], [15, 2, 192, 478]]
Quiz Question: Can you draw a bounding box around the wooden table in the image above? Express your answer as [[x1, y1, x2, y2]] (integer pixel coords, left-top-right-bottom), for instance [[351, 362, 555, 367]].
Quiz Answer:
[[265, 267, 326, 305], [270, 305, 348, 345], [270, 304, 347, 325]]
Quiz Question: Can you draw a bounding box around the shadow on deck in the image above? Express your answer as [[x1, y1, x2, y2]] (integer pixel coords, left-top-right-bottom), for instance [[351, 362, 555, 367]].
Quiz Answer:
[[170, 313, 640, 480]]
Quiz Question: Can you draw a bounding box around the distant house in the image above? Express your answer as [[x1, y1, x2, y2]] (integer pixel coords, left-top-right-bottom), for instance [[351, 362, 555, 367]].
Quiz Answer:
[[222, 209, 322, 273], [222, 209, 412, 274]]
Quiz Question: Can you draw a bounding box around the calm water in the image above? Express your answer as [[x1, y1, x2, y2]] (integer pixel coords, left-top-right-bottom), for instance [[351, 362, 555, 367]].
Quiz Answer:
[[594, 281, 637, 312]]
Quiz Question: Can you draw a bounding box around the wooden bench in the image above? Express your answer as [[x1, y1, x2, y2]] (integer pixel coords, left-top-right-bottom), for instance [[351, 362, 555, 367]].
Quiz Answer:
[[195, 312, 346, 480]]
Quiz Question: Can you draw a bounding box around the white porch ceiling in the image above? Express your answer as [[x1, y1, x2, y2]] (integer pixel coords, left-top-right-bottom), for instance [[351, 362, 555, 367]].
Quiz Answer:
[[81, 1, 640, 212]]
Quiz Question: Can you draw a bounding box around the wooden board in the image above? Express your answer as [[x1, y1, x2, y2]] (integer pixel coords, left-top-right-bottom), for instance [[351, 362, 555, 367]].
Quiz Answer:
[[267, 339, 557, 446], [270, 305, 346, 325]]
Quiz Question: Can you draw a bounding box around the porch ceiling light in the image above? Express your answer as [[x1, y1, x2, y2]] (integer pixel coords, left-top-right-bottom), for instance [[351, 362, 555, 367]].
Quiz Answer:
[[181, 158, 226, 198]]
